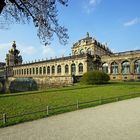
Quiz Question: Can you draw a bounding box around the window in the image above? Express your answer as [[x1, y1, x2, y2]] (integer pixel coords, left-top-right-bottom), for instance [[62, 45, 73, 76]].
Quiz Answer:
[[27, 68, 29, 75], [30, 68, 32, 75], [39, 67, 42, 75], [65, 65, 69, 73], [111, 62, 118, 74], [57, 65, 61, 74], [33, 68, 35, 75], [79, 63, 83, 73], [134, 60, 140, 74], [47, 66, 50, 74], [22, 69, 23, 75], [122, 61, 130, 74], [52, 66, 55, 74], [71, 63, 76, 75], [43, 66, 46, 74], [36, 67, 38, 75], [24, 69, 26, 75], [102, 63, 108, 73], [19, 69, 21, 75]]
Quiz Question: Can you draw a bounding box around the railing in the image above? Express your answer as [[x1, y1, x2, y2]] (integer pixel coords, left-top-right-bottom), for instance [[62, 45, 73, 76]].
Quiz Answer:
[[0, 92, 140, 127]]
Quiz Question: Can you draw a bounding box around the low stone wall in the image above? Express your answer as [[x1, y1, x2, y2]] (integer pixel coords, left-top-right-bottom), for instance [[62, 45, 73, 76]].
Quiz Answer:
[[8, 75, 73, 92], [33, 76, 73, 89]]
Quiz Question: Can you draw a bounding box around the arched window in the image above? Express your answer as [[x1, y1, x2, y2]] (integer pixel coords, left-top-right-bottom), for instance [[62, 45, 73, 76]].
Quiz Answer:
[[33, 68, 35, 75], [111, 62, 118, 74], [65, 65, 69, 73], [57, 65, 61, 74], [43, 66, 46, 74], [30, 68, 32, 75], [39, 67, 42, 75], [102, 63, 108, 73], [19, 69, 21, 75], [122, 61, 130, 74], [47, 66, 50, 74], [22, 69, 23, 75], [27, 68, 29, 75], [79, 63, 83, 73], [71, 63, 76, 75], [36, 67, 38, 75], [24, 69, 26, 75], [14, 70, 16, 75], [134, 59, 140, 74], [52, 65, 55, 74], [87, 48, 92, 55], [80, 49, 84, 55]]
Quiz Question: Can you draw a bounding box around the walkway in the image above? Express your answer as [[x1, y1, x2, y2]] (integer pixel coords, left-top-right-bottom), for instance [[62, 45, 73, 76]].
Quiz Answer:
[[0, 98, 140, 140]]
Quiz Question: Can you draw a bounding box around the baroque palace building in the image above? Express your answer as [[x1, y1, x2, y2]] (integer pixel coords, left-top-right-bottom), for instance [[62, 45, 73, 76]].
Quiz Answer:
[[4, 33, 140, 87]]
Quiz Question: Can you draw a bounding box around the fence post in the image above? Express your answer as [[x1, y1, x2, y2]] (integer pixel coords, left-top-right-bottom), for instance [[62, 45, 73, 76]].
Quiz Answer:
[[116, 97, 118, 102], [77, 100, 79, 109], [3, 113, 6, 125], [47, 106, 49, 116], [99, 97, 102, 104]]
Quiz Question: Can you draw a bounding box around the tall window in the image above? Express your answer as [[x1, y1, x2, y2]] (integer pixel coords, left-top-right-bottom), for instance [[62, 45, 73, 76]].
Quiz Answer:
[[102, 63, 108, 73], [39, 67, 42, 75], [111, 62, 118, 74], [122, 61, 130, 74], [47, 66, 50, 74], [24, 69, 26, 75], [27, 68, 29, 75], [134, 59, 140, 74], [52, 66, 55, 74], [19, 69, 21, 75], [65, 64, 69, 73], [36, 67, 38, 75], [57, 65, 61, 74], [79, 63, 83, 73], [30, 68, 32, 75], [43, 66, 46, 74], [33, 68, 35, 75], [22, 69, 23, 75], [71, 63, 76, 75]]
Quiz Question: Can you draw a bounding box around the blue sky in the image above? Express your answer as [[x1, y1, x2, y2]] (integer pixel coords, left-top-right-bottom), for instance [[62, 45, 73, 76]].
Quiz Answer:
[[0, 0, 140, 62]]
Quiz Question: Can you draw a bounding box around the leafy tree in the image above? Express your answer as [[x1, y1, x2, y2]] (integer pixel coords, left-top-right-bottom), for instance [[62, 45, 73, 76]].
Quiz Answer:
[[0, 0, 69, 45]]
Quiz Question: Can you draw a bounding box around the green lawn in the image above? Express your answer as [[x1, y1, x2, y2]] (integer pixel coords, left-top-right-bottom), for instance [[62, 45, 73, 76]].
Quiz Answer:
[[0, 82, 140, 127]]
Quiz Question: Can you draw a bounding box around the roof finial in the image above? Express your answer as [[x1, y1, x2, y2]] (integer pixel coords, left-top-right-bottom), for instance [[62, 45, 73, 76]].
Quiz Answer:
[[12, 41, 16, 49], [86, 32, 89, 38]]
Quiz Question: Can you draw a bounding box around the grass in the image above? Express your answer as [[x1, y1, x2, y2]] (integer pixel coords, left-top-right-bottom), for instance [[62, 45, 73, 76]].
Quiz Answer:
[[0, 81, 140, 127]]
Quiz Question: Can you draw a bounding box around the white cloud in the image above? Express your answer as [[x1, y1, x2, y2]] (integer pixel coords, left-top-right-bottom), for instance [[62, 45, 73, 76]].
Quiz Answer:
[[42, 45, 55, 58], [124, 18, 140, 27], [18, 45, 37, 55], [83, 0, 101, 14], [41, 45, 67, 59], [89, 0, 100, 5]]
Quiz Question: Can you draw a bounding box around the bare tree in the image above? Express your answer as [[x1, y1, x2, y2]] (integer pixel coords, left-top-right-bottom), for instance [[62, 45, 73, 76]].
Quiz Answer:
[[0, 0, 69, 45]]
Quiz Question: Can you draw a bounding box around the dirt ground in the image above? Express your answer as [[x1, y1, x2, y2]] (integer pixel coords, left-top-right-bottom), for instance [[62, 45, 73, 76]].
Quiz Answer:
[[0, 97, 140, 140]]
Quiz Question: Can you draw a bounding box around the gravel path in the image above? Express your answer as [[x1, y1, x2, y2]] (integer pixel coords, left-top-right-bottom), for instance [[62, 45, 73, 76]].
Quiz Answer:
[[0, 98, 140, 140]]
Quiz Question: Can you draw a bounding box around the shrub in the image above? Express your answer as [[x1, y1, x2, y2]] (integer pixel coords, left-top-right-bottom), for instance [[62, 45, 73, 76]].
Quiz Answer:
[[80, 70, 110, 85], [0, 82, 3, 92]]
